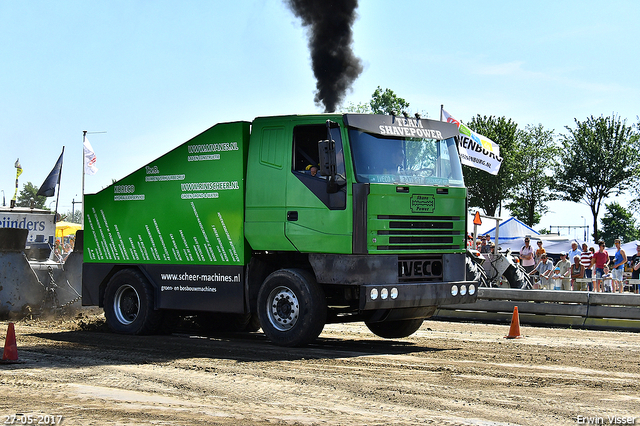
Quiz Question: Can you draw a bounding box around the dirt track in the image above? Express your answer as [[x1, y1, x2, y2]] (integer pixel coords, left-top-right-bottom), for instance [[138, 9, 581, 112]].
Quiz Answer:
[[1, 310, 639, 426]]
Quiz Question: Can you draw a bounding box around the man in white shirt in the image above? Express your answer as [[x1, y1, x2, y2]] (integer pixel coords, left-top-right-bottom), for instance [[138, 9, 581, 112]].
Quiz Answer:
[[567, 241, 581, 264]]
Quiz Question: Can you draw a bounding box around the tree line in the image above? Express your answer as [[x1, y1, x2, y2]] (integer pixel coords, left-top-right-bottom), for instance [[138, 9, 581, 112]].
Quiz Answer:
[[344, 87, 640, 245], [13, 182, 81, 223]]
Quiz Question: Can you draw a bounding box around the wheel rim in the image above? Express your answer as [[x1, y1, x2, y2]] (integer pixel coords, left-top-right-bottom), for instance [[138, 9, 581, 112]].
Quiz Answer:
[[113, 284, 140, 325], [266, 285, 300, 331]]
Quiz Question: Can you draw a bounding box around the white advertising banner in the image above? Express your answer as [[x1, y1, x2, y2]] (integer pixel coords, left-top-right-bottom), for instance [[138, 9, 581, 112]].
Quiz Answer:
[[442, 109, 503, 175], [0, 209, 56, 245]]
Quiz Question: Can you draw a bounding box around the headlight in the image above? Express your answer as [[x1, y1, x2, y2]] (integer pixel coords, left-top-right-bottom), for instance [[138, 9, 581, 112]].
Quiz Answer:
[[390, 287, 398, 299], [451, 285, 458, 296], [469, 284, 476, 295], [370, 288, 379, 300], [460, 285, 467, 296], [380, 288, 388, 300]]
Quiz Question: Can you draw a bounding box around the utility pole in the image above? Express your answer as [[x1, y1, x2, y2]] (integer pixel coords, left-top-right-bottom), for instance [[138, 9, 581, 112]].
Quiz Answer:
[[72, 198, 82, 222]]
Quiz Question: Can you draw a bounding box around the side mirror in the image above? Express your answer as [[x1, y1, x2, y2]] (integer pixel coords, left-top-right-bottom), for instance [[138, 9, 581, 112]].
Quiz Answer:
[[318, 139, 336, 177], [318, 139, 338, 194]]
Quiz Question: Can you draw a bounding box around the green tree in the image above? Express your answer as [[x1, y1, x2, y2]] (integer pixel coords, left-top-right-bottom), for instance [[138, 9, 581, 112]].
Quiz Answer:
[[600, 202, 639, 246], [369, 86, 410, 115], [464, 115, 519, 217], [16, 182, 48, 209], [342, 101, 371, 113], [505, 124, 559, 227], [60, 209, 82, 224], [629, 117, 640, 215], [553, 114, 640, 241], [342, 86, 430, 118]]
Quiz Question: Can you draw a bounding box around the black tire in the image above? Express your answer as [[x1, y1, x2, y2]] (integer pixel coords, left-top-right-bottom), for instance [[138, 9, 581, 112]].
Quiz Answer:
[[365, 318, 424, 339], [103, 269, 163, 335], [466, 256, 489, 287], [503, 264, 532, 289], [257, 269, 326, 347]]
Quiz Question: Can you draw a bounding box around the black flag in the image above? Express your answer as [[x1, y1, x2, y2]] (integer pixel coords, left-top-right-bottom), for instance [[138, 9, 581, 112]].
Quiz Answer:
[[37, 148, 64, 197]]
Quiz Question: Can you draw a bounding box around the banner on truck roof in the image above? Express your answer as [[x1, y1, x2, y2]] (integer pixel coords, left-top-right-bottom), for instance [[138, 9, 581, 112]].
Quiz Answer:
[[442, 109, 503, 175]]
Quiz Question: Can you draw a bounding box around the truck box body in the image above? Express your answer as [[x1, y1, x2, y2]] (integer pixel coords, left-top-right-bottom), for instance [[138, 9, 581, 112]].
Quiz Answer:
[[83, 114, 477, 346], [83, 121, 250, 312]]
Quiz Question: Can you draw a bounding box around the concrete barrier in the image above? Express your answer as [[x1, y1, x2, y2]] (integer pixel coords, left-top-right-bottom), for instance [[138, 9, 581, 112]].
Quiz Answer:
[[0, 228, 46, 318], [433, 287, 640, 331]]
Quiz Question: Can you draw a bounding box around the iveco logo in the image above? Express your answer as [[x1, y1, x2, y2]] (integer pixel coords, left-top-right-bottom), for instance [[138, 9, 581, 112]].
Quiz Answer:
[[398, 259, 443, 278], [410, 194, 435, 213]]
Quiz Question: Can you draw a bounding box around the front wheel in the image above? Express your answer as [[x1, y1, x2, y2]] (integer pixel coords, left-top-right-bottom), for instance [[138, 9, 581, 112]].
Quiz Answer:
[[257, 269, 326, 347], [103, 268, 162, 334], [365, 318, 425, 339]]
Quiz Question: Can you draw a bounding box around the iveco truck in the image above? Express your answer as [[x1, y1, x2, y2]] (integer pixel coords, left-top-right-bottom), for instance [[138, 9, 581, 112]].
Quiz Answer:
[[82, 113, 477, 346]]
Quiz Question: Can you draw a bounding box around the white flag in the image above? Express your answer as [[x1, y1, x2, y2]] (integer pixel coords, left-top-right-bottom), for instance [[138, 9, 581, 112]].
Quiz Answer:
[[442, 109, 502, 175], [83, 137, 98, 175]]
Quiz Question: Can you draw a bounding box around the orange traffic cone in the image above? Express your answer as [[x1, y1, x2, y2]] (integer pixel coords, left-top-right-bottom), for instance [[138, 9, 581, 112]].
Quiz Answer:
[[2, 322, 19, 361], [504, 306, 523, 339]]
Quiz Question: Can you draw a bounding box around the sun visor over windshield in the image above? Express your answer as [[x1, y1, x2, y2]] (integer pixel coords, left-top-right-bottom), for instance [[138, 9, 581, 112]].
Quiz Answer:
[[343, 114, 459, 140]]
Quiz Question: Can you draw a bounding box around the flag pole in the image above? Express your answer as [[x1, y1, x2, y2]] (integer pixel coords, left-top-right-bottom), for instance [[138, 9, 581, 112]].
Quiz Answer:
[[82, 131, 87, 227], [440, 104, 444, 122], [53, 146, 65, 223]]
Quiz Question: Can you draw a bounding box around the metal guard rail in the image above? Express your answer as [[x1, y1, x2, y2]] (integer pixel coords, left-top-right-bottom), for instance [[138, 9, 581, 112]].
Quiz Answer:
[[433, 285, 640, 331]]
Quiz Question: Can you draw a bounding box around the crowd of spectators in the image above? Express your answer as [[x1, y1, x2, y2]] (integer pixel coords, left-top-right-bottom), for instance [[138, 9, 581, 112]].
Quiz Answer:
[[467, 232, 640, 293], [52, 236, 75, 263], [523, 237, 640, 293], [468, 230, 640, 294]]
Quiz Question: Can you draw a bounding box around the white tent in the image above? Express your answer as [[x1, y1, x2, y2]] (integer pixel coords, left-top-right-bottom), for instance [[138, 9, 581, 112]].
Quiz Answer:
[[606, 240, 640, 255], [482, 217, 539, 241], [474, 216, 586, 258]]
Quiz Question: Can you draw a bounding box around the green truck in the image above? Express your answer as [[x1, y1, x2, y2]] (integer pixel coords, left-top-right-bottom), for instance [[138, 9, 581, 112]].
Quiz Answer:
[[82, 113, 477, 346]]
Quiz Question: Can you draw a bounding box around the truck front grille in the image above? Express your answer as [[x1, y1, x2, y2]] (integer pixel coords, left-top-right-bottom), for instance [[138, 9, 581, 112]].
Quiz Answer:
[[374, 215, 462, 251]]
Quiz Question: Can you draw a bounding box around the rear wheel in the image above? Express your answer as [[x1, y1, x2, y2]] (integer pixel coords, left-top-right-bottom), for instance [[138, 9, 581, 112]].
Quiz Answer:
[[365, 318, 425, 339], [503, 264, 532, 289], [257, 269, 326, 347], [103, 269, 162, 334], [466, 255, 489, 287]]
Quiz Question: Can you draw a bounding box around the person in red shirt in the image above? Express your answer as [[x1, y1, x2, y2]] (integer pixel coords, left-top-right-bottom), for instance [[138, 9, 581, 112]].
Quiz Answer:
[[592, 240, 610, 292]]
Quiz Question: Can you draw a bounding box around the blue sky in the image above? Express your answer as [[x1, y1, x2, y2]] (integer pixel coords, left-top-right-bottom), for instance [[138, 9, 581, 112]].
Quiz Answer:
[[1, 1, 638, 237]]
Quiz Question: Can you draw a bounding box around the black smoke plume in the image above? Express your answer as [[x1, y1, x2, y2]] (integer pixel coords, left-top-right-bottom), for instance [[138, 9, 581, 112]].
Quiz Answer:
[[286, 0, 363, 113]]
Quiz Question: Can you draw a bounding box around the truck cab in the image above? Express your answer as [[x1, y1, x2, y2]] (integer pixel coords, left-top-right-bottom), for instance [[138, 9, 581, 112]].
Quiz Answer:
[[243, 114, 475, 345]]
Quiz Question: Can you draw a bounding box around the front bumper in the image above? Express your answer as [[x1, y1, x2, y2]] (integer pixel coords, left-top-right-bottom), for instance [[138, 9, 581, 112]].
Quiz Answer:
[[360, 281, 478, 310]]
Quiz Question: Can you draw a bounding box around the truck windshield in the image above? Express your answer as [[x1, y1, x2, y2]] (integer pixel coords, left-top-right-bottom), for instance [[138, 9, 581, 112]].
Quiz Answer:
[[348, 129, 464, 187]]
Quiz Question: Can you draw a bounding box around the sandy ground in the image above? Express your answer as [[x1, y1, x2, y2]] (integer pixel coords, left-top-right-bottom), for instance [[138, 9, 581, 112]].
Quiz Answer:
[[1, 309, 639, 426]]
